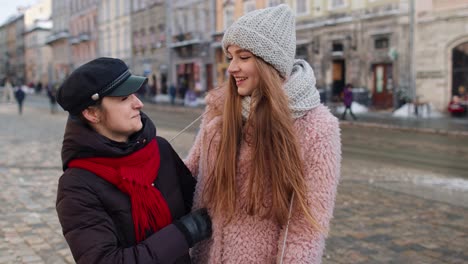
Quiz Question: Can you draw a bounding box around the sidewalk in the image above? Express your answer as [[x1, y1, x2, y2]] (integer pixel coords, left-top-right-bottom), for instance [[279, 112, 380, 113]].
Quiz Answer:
[[334, 108, 468, 137]]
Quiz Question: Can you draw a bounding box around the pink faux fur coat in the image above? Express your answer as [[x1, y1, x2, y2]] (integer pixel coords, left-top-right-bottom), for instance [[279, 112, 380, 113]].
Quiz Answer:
[[185, 88, 341, 263]]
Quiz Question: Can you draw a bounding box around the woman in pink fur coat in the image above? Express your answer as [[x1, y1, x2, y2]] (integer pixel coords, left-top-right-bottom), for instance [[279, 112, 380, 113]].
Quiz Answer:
[[185, 4, 341, 263]]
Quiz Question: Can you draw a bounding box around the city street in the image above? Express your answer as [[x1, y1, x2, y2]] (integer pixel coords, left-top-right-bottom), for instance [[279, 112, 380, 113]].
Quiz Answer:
[[0, 96, 467, 263]]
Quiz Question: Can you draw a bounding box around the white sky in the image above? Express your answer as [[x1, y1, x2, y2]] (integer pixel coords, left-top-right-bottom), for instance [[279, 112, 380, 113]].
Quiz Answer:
[[0, 0, 38, 25]]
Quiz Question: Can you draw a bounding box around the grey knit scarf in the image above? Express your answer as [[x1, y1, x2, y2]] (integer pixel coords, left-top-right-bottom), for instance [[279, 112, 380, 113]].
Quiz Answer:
[[241, 59, 321, 119]]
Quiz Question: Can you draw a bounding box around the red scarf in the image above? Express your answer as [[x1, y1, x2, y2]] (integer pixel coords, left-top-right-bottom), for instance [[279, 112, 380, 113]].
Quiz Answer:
[[68, 139, 172, 243]]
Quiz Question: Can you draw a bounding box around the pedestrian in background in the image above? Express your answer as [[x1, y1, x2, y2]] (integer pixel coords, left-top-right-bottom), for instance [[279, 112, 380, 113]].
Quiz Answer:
[[169, 83, 177, 105], [341, 83, 357, 120], [14, 84, 26, 115], [2, 77, 14, 103], [55, 57, 212, 264], [184, 5, 341, 263], [47, 83, 58, 114]]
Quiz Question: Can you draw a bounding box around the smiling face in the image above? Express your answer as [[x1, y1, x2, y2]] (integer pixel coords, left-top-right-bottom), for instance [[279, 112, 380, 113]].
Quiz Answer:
[[226, 45, 260, 96], [85, 93, 144, 142]]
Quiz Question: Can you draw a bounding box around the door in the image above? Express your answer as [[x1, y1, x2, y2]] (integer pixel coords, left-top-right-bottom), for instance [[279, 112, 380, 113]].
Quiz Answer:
[[332, 60, 345, 102], [372, 64, 393, 108]]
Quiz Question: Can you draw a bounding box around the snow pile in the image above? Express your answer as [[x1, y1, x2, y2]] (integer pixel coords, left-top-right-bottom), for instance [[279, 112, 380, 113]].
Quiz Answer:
[[393, 103, 444, 118], [335, 102, 369, 114]]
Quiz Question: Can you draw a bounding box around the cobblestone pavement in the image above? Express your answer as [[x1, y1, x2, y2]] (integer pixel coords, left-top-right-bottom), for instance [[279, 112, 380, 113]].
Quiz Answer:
[[1, 102, 467, 263]]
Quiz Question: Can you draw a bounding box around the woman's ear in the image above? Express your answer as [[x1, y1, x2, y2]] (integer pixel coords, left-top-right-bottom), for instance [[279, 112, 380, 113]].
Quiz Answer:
[[82, 107, 101, 124]]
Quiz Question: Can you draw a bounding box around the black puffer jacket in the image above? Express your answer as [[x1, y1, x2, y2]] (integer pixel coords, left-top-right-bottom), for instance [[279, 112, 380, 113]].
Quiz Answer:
[[56, 113, 196, 264]]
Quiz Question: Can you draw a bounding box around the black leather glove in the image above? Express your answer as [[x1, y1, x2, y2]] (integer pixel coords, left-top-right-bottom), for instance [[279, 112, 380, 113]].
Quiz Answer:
[[174, 208, 212, 248]]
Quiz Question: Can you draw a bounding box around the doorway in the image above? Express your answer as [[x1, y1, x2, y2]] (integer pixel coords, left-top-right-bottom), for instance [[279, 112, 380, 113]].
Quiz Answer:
[[332, 59, 345, 102], [372, 63, 393, 108], [452, 42, 468, 96]]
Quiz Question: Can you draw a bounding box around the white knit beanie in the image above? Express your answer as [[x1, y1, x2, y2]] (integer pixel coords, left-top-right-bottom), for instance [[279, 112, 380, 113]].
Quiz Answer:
[[222, 4, 296, 78]]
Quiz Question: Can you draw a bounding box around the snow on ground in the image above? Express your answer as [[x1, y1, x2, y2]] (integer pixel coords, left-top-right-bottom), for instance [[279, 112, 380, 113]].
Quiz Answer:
[[335, 102, 369, 114], [392, 103, 444, 118]]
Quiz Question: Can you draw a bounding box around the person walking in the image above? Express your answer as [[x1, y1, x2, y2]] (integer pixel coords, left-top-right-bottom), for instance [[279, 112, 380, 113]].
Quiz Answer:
[[169, 83, 177, 105], [55, 57, 212, 264], [14, 84, 26, 115], [184, 5, 341, 263], [47, 83, 58, 114], [2, 78, 14, 103], [341, 83, 357, 120]]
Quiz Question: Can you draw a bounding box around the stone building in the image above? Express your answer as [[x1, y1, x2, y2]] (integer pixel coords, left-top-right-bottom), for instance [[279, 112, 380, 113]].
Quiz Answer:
[[169, 0, 215, 97], [46, 0, 72, 84], [69, 0, 98, 69], [131, 0, 168, 95], [415, 0, 468, 111], [294, 0, 411, 109], [1, 15, 27, 85], [24, 0, 53, 85], [97, 0, 132, 67], [0, 25, 7, 82]]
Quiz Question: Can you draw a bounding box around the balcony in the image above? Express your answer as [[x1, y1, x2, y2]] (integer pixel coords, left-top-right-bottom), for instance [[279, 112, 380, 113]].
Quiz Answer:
[[45, 31, 70, 45], [69, 37, 80, 45], [79, 33, 90, 42]]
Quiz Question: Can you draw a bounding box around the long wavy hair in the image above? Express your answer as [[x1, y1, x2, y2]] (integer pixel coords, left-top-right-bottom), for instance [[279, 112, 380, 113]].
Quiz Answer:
[[202, 57, 321, 231]]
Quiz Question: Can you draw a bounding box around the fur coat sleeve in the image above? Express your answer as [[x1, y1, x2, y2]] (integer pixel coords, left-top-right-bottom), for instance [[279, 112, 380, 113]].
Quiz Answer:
[[277, 106, 341, 263]]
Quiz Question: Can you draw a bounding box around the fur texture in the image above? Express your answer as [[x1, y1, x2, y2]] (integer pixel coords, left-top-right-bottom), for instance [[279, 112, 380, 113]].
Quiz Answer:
[[185, 88, 341, 263]]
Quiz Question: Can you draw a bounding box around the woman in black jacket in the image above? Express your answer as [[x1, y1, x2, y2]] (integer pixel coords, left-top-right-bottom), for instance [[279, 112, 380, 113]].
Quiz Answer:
[[55, 57, 211, 264]]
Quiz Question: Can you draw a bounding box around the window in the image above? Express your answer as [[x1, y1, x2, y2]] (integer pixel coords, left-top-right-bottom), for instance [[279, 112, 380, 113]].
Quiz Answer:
[[140, 29, 146, 51], [332, 42, 343, 52], [295, 0, 309, 16], [223, 5, 234, 30], [133, 31, 140, 51], [375, 37, 389, 49], [115, 0, 120, 17], [244, 0, 256, 13], [267, 0, 285, 7], [296, 45, 308, 60], [330, 0, 346, 9]]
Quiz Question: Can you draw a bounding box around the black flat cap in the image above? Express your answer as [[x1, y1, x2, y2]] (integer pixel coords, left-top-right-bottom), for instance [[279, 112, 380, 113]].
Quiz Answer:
[[56, 57, 147, 115]]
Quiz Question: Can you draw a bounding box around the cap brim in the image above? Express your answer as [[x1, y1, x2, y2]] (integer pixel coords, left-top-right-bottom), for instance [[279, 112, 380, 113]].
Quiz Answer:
[[107, 75, 148, 97]]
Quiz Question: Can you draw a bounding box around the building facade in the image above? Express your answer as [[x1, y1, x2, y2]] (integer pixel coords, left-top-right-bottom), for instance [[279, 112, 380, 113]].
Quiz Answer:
[[415, 0, 468, 111], [0, 25, 8, 82], [69, 0, 98, 69], [170, 0, 215, 98], [97, 0, 132, 67], [293, 0, 411, 109], [2, 15, 27, 85], [24, 0, 53, 86], [131, 0, 168, 95], [46, 0, 72, 84]]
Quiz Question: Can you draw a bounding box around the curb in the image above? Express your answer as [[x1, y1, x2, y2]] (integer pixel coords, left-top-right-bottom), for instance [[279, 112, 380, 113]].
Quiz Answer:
[[339, 120, 468, 137]]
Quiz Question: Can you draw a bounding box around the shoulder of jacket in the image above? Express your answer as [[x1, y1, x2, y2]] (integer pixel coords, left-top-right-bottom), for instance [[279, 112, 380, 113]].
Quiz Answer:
[[155, 136, 170, 149], [59, 168, 102, 189], [205, 86, 226, 108], [296, 105, 340, 140]]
